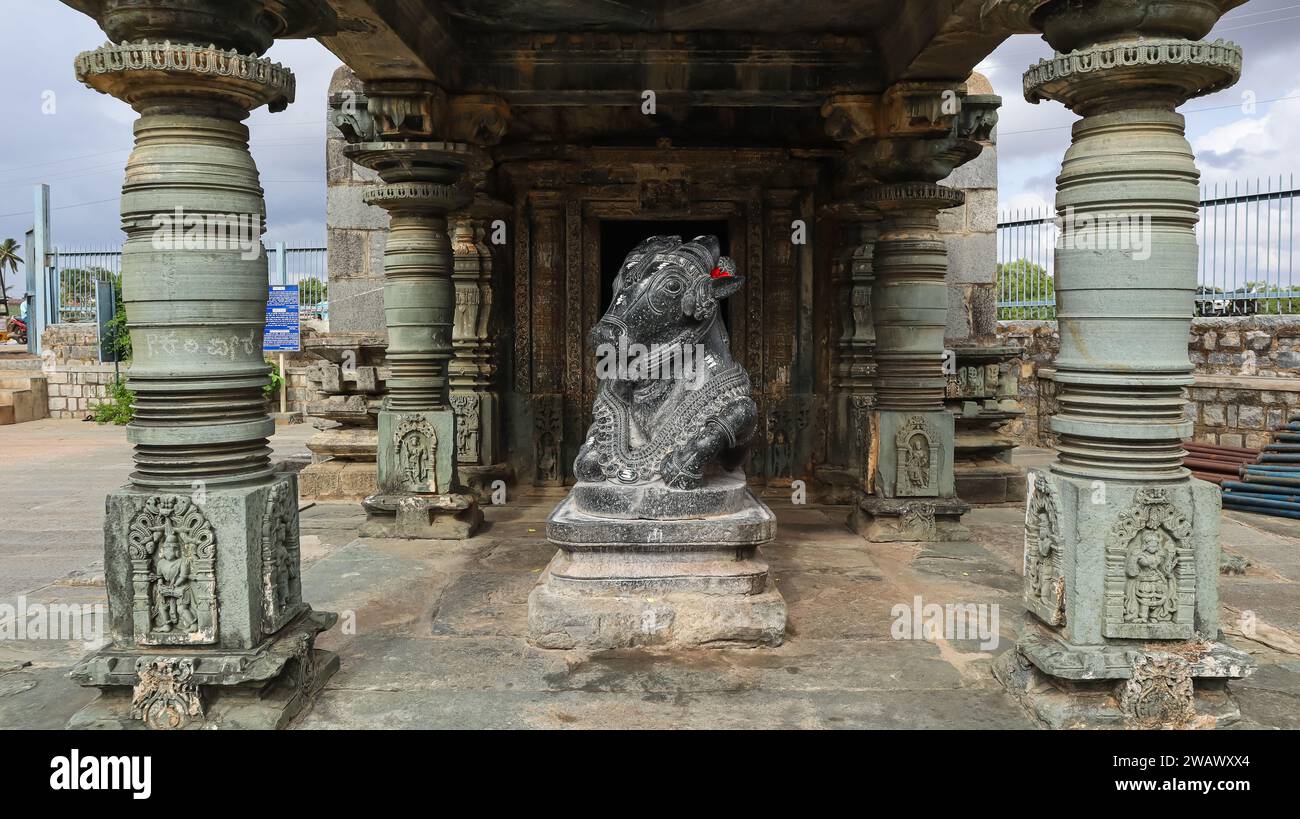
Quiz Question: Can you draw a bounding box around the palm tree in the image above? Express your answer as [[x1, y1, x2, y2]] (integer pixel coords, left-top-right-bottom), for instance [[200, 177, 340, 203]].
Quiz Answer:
[[0, 238, 20, 316]]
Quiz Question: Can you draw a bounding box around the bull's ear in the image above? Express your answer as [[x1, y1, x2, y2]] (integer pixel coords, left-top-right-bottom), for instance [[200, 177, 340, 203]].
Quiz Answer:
[[711, 272, 744, 301]]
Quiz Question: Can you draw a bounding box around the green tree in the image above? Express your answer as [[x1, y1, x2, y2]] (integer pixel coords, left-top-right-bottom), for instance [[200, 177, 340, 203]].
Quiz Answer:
[[996, 259, 1056, 320], [56, 265, 112, 322], [298, 276, 327, 306], [1241, 280, 1298, 315], [92, 272, 134, 424], [0, 238, 20, 316], [102, 271, 131, 361]]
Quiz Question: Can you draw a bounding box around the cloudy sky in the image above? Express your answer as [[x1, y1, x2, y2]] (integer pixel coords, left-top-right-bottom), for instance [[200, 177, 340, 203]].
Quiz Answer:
[[1, 0, 1297, 296]]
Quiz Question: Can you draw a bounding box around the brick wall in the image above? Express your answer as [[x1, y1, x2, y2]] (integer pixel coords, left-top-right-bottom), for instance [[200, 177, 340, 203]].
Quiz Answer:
[[999, 317, 1300, 450]]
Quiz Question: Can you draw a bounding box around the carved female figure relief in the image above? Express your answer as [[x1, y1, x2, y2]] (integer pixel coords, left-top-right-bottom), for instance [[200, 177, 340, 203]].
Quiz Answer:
[[1027, 509, 1056, 600], [1023, 473, 1064, 625], [151, 530, 198, 633], [1103, 487, 1194, 639], [394, 415, 436, 493], [1124, 526, 1179, 624], [128, 495, 217, 644], [895, 416, 937, 497], [904, 434, 930, 490]]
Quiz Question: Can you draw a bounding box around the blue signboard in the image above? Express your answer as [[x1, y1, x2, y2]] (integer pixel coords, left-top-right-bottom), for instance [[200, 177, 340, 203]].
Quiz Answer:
[[263, 285, 301, 352]]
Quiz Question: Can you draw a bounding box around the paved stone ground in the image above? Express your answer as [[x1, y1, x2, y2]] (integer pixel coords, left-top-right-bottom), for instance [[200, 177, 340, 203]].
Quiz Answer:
[[1, 419, 1297, 729]]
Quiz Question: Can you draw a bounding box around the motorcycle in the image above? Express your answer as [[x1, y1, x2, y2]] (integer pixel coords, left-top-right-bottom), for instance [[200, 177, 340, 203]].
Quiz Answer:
[[4, 316, 27, 345]]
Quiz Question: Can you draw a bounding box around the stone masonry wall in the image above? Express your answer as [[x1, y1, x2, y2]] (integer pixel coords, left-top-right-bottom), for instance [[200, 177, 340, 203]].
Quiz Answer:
[[940, 73, 998, 347], [325, 66, 389, 336], [41, 323, 316, 419], [999, 316, 1300, 450], [41, 323, 118, 418]]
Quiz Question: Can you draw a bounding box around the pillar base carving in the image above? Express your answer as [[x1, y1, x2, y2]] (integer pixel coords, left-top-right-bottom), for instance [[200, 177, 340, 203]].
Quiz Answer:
[[995, 469, 1255, 727], [365, 407, 482, 538], [851, 495, 971, 543], [995, 619, 1252, 729], [69, 610, 337, 730], [70, 476, 336, 729], [359, 492, 483, 539]]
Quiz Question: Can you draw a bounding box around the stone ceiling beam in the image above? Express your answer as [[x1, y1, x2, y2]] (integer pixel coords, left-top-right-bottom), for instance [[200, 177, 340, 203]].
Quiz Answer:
[[877, 0, 1015, 84], [317, 0, 461, 83]]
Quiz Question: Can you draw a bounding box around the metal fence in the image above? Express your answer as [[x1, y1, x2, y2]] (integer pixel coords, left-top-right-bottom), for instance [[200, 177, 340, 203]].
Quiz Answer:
[[50, 247, 118, 323], [997, 175, 1300, 319], [51, 244, 328, 322]]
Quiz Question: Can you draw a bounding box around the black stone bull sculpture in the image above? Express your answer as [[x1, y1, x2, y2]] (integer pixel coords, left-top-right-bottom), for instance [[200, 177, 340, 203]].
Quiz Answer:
[[574, 235, 758, 489]]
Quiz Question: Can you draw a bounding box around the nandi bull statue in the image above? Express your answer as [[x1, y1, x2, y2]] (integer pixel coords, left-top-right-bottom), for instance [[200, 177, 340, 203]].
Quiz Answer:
[[528, 235, 787, 649], [574, 234, 756, 494]]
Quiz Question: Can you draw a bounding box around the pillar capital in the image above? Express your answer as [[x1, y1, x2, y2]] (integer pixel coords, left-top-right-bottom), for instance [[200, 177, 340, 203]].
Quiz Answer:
[[1024, 37, 1241, 114], [75, 39, 295, 115], [824, 84, 999, 186], [332, 80, 512, 146]]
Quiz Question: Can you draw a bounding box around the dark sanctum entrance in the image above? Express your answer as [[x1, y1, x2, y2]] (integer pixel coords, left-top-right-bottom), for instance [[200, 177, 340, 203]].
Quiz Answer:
[[598, 220, 731, 317]]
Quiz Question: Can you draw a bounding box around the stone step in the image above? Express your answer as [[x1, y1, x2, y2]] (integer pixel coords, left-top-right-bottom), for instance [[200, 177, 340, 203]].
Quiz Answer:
[[0, 373, 49, 425], [0, 348, 44, 372]]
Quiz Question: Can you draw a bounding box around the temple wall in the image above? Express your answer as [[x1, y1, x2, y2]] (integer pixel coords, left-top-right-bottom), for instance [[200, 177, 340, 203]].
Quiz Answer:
[[320, 65, 1004, 491], [1000, 316, 1300, 450], [324, 66, 389, 336], [940, 139, 999, 346]]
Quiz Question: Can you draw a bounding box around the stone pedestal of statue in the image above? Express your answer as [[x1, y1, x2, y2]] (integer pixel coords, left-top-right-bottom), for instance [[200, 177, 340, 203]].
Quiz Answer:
[[529, 473, 786, 649]]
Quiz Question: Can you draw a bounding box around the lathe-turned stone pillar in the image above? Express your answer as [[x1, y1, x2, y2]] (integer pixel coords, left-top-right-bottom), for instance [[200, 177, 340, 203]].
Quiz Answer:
[[993, 0, 1254, 728], [815, 200, 879, 503], [344, 84, 509, 538], [824, 83, 1000, 541], [64, 2, 338, 729]]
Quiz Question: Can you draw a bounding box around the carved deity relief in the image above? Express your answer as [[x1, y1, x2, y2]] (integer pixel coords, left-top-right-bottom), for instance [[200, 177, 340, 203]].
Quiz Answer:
[[132, 657, 203, 730], [1104, 487, 1195, 639], [1125, 528, 1178, 624], [534, 395, 563, 486], [850, 394, 874, 474], [261, 482, 303, 634], [394, 415, 437, 493], [766, 406, 794, 483], [450, 392, 482, 464], [127, 495, 216, 645], [1023, 473, 1065, 626], [895, 415, 938, 497]]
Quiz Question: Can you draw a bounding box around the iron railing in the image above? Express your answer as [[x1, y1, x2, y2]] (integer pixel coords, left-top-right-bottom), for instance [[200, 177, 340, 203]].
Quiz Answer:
[[997, 175, 1300, 319], [50, 244, 328, 323]]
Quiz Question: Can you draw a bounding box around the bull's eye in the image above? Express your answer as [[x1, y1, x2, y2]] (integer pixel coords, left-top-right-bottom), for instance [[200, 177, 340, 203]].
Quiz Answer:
[[664, 280, 682, 294]]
